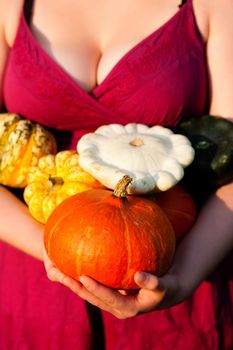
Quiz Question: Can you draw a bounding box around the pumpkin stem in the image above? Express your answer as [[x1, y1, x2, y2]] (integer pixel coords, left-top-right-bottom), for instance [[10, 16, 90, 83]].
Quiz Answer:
[[49, 176, 64, 186], [113, 175, 133, 198]]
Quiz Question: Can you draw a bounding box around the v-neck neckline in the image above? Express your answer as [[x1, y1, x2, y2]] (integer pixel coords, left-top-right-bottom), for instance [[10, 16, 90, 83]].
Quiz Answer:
[[20, 2, 189, 102]]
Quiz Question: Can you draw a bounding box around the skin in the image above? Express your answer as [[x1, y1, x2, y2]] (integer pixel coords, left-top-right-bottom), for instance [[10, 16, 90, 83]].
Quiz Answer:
[[0, 0, 233, 319]]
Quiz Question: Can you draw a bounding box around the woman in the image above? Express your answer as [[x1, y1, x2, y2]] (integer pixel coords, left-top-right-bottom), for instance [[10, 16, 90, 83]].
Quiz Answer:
[[0, 0, 232, 349]]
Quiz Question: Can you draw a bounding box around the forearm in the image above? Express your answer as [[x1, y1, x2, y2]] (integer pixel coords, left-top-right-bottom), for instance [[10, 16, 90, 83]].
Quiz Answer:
[[170, 181, 233, 295], [0, 185, 44, 260]]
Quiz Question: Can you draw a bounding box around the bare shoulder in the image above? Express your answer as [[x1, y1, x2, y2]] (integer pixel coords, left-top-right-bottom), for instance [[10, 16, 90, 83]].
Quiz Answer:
[[197, 0, 233, 31], [192, 0, 233, 42], [204, 0, 233, 118], [0, 0, 24, 47], [205, 0, 233, 47], [207, 0, 233, 15], [191, 0, 210, 41], [208, 0, 233, 30]]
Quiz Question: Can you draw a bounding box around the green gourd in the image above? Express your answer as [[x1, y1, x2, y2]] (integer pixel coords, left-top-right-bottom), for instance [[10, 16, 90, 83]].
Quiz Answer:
[[173, 115, 233, 192]]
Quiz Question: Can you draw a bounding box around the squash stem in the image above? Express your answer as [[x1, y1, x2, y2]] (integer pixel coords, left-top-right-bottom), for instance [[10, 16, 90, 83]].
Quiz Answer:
[[49, 176, 64, 186], [113, 175, 132, 198]]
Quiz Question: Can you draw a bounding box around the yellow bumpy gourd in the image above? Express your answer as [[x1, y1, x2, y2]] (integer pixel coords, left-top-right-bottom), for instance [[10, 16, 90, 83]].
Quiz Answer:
[[24, 150, 103, 223]]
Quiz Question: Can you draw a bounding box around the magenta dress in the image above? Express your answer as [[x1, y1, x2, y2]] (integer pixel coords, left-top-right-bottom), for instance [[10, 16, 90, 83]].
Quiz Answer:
[[1, 0, 232, 349]]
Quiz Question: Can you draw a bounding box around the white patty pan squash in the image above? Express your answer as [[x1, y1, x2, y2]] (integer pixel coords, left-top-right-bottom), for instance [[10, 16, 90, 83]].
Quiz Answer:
[[77, 123, 195, 194]]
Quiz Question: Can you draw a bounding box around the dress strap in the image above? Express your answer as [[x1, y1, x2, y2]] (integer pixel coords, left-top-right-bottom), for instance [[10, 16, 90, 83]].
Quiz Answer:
[[24, 0, 34, 25], [178, 0, 187, 8]]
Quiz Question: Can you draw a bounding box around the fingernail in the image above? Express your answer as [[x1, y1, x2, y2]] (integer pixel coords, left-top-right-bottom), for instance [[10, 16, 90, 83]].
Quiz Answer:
[[136, 272, 147, 282], [79, 276, 88, 287]]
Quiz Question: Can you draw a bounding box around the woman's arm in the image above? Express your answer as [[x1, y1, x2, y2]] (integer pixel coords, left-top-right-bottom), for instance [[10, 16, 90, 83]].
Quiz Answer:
[[0, 2, 9, 109], [160, 182, 233, 304], [0, 2, 45, 261], [168, 0, 233, 295], [165, 0, 233, 297], [207, 0, 233, 118], [0, 186, 44, 260]]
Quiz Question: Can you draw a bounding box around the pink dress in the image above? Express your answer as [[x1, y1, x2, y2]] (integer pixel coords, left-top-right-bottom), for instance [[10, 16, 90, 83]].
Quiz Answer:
[[1, 0, 232, 349]]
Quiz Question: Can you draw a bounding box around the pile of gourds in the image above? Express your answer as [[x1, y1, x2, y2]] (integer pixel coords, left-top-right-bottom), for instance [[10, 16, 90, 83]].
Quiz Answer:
[[0, 113, 104, 221], [1, 112, 232, 290], [44, 123, 196, 289]]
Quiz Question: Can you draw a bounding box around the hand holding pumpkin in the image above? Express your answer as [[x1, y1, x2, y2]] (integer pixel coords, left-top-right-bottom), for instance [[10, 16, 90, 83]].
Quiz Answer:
[[40, 264, 184, 319], [43, 244, 82, 288], [42, 175, 196, 318], [44, 175, 176, 290], [76, 270, 182, 319], [41, 203, 181, 318], [41, 174, 197, 317]]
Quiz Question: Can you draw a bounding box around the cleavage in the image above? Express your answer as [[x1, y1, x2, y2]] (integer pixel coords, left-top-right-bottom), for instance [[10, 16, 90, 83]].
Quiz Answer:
[[29, 1, 181, 92]]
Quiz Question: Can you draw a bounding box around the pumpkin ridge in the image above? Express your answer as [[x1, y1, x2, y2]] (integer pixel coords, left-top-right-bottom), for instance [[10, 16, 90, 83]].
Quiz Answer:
[[45, 203, 78, 258], [128, 200, 162, 275], [149, 211, 169, 275], [132, 204, 161, 275], [119, 204, 134, 288], [150, 228, 162, 274], [75, 228, 89, 279], [150, 205, 175, 275], [71, 199, 119, 284]]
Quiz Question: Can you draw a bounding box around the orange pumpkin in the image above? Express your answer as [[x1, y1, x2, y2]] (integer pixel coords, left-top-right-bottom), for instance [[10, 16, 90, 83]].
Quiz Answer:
[[44, 176, 176, 290], [150, 184, 197, 241]]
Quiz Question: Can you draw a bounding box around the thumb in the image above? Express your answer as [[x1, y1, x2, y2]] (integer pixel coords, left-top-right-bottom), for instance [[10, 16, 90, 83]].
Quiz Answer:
[[135, 271, 178, 293], [134, 272, 160, 290]]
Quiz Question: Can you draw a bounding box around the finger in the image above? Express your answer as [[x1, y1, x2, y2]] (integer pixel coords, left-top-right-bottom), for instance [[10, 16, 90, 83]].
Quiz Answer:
[[134, 272, 160, 290], [132, 272, 168, 313], [135, 272, 181, 312], [43, 255, 54, 272], [132, 287, 165, 314], [79, 276, 137, 318], [60, 275, 83, 293], [47, 266, 67, 284], [118, 289, 129, 295], [79, 276, 123, 306], [46, 266, 63, 282]]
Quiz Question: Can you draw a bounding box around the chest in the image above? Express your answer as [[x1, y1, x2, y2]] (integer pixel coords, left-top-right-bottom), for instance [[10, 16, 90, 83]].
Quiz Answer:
[[4, 0, 209, 142], [28, 0, 205, 92]]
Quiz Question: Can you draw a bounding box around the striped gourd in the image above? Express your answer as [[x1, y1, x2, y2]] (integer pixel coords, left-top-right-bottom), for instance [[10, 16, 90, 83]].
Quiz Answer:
[[0, 113, 57, 187]]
